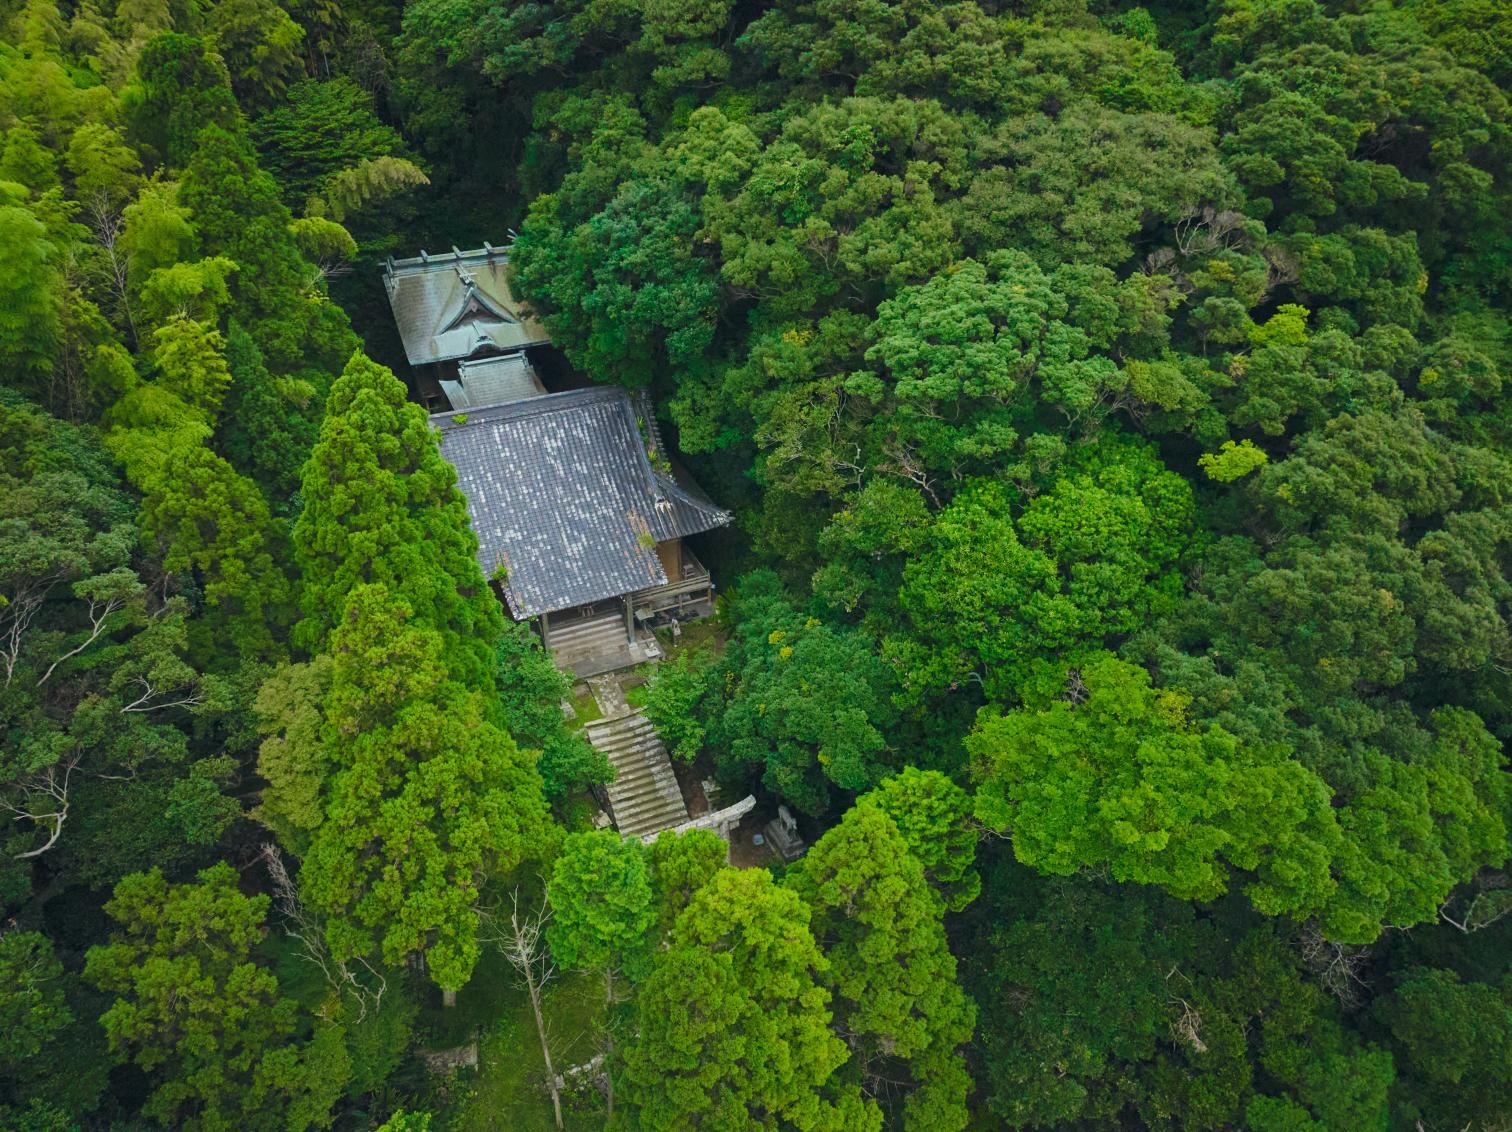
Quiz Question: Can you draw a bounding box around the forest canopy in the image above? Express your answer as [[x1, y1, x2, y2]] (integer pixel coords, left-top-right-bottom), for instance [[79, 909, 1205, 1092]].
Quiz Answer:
[[1, 0, 1510, 1129]]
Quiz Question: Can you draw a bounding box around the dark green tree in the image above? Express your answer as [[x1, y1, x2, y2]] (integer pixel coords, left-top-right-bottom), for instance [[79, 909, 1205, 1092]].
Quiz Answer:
[[84, 863, 348, 1131], [705, 571, 900, 815], [1376, 968, 1512, 1130], [493, 619, 610, 803], [124, 34, 241, 168]]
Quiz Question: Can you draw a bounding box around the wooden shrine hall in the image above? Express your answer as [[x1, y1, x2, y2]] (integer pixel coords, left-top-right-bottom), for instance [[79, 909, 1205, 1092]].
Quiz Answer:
[[383, 245, 730, 674]]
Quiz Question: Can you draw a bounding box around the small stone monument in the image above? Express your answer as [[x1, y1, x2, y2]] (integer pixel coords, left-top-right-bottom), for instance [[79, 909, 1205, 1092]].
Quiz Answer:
[[764, 803, 806, 863], [701, 777, 722, 807]]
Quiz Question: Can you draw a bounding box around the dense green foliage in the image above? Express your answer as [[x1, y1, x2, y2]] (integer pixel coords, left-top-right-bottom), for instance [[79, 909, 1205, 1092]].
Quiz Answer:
[[84, 864, 347, 1131], [788, 804, 976, 1131], [2, 0, 1511, 1128]]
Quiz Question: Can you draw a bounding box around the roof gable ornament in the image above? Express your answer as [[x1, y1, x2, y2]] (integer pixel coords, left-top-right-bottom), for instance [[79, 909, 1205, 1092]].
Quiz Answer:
[[382, 243, 550, 364], [439, 282, 514, 335]]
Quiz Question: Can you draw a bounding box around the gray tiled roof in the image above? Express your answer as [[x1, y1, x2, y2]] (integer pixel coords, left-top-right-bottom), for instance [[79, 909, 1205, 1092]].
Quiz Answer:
[[433, 388, 731, 618], [383, 246, 550, 366], [439, 353, 546, 410]]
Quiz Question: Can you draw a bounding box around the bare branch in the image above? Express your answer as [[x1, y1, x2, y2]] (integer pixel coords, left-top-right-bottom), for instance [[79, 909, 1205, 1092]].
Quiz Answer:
[[261, 843, 386, 1020], [1439, 873, 1512, 934], [36, 594, 126, 687], [1, 760, 77, 859], [2, 581, 59, 686], [1296, 923, 1371, 1005], [481, 890, 564, 1128], [119, 675, 205, 714], [85, 191, 139, 346]]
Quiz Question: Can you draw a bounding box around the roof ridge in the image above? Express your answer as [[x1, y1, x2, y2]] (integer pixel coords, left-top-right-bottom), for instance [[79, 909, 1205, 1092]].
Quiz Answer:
[[385, 244, 511, 277], [458, 352, 529, 373], [430, 385, 624, 428]]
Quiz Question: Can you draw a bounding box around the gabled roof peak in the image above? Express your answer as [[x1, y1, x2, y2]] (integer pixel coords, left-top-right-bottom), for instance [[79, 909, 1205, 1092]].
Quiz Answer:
[[382, 243, 548, 364]]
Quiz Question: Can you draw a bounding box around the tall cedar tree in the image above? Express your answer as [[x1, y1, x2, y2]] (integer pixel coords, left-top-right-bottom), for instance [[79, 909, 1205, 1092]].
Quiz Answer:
[[293, 351, 502, 689], [789, 804, 977, 1132], [300, 583, 550, 991]]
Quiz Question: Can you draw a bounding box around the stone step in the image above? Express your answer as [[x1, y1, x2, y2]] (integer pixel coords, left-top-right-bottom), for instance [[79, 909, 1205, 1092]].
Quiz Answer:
[[617, 809, 690, 838], [608, 779, 679, 816], [551, 623, 624, 645], [608, 767, 682, 806], [612, 800, 687, 838], [586, 707, 655, 729], [606, 755, 678, 796], [588, 729, 660, 752], [601, 748, 664, 774], [610, 781, 679, 812], [589, 728, 661, 754], [549, 620, 627, 650], [582, 706, 688, 838], [613, 792, 690, 831], [586, 714, 654, 735]]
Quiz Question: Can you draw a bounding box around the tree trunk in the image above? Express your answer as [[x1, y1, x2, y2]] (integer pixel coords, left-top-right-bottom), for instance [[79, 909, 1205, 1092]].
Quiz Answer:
[[442, 988, 457, 1008], [524, 949, 563, 1127], [528, 970, 564, 1129]]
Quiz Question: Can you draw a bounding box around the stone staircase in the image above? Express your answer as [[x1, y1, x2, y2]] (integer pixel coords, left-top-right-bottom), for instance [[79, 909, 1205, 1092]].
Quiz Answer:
[[584, 709, 689, 838], [548, 610, 627, 662], [546, 610, 660, 677]]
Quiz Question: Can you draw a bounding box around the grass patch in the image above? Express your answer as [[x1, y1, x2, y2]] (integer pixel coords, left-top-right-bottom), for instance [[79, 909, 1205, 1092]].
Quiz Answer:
[[566, 683, 602, 727], [557, 792, 603, 832], [445, 971, 605, 1132], [654, 618, 726, 661], [415, 939, 519, 1051]]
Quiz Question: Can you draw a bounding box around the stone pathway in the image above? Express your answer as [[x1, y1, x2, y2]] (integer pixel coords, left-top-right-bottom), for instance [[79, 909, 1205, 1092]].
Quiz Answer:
[[587, 674, 629, 717]]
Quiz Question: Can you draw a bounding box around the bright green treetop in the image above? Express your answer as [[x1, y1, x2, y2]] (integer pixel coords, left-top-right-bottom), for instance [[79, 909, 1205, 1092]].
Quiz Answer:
[[116, 430, 293, 659], [968, 656, 1340, 918], [251, 655, 333, 856], [620, 867, 880, 1132], [546, 829, 656, 980], [0, 205, 60, 391], [788, 803, 977, 1132], [647, 828, 727, 936], [862, 767, 980, 912], [886, 438, 1194, 702]]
